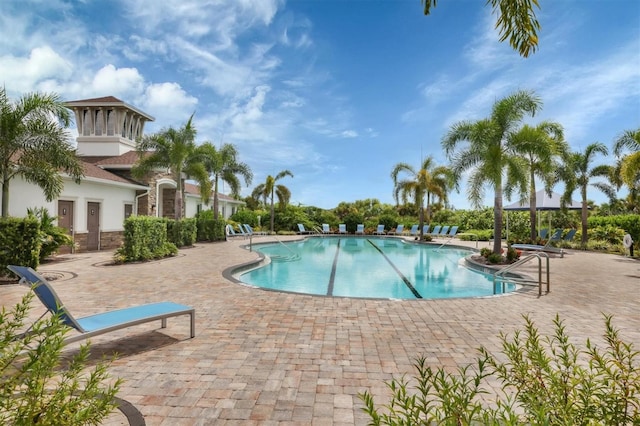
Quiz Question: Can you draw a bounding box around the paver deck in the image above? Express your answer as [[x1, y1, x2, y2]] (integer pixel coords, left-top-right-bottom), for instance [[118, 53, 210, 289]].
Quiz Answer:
[[1, 236, 639, 425]]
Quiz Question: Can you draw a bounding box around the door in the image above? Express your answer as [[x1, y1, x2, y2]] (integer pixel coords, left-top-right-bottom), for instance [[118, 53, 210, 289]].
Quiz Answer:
[[87, 202, 100, 251], [57, 200, 74, 254]]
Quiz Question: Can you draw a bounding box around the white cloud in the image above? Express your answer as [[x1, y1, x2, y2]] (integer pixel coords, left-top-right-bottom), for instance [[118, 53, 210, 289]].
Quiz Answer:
[[0, 46, 73, 93], [91, 64, 145, 99], [341, 130, 358, 138]]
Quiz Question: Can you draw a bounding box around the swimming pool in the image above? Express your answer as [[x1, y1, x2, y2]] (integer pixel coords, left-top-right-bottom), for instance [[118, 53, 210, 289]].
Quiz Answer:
[[237, 237, 516, 299]]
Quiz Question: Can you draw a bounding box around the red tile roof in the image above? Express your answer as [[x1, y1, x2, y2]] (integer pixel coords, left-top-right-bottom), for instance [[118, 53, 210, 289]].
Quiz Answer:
[[68, 96, 123, 103], [94, 150, 148, 166], [78, 161, 145, 186]]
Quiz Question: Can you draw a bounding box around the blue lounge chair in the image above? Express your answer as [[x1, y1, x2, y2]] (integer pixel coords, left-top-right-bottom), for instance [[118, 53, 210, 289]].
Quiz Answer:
[[244, 224, 267, 236], [226, 224, 241, 238], [447, 225, 459, 238], [394, 224, 405, 235], [408, 224, 419, 237], [430, 225, 442, 236], [423, 224, 431, 235], [355, 224, 365, 235], [236, 224, 249, 238], [563, 229, 576, 242], [339, 224, 347, 234], [8, 265, 195, 344], [438, 225, 450, 236], [322, 223, 331, 234], [374, 224, 386, 235], [512, 228, 565, 257]]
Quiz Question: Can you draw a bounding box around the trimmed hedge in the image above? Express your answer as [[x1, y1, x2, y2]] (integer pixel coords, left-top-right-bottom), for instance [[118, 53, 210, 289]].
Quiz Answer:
[[0, 217, 41, 276], [114, 216, 177, 263], [167, 218, 197, 247], [196, 217, 226, 241]]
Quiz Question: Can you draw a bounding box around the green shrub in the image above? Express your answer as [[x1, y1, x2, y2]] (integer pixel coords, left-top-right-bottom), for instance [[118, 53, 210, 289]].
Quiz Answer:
[[360, 314, 639, 425], [167, 218, 197, 247], [229, 209, 260, 227], [589, 214, 640, 248], [479, 247, 492, 257], [197, 217, 226, 241], [0, 291, 122, 424], [0, 217, 41, 276], [487, 253, 503, 264], [114, 216, 177, 263], [459, 229, 492, 241], [27, 207, 73, 261], [343, 212, 365, 234]]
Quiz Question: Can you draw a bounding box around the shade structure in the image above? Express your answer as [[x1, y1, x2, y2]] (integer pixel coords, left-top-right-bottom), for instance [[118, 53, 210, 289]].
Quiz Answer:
[[504, 190, 582, 211], [504, 190, 582, 240]]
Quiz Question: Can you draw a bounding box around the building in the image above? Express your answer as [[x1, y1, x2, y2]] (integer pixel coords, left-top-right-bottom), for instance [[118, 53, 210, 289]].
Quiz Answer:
[[7, 96, 244, 252]]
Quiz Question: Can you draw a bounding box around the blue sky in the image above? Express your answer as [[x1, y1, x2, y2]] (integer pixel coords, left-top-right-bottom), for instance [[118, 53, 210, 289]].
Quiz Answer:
[[2, 0, 639, 209]]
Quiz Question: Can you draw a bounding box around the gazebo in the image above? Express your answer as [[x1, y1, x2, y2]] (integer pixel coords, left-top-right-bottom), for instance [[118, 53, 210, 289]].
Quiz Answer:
[[504, 190, 582, 239]]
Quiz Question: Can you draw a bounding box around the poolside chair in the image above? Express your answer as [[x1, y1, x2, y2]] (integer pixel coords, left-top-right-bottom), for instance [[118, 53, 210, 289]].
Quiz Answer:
[[422, 224, 431, 235], [539, 228, 549, 239], [339, 224, 347, 234], [429, 225, 442, 236], [408, 224, 419, 237], [355, 224, 365, 235], [226, 224, 240, 238], [245, 224, 267, 236], [442, 225, 459, 242], [438, 225, 450, 237], [393, 224, 405, 235], [236, 224, 249, 238], [563, 229, 577, 242], [8, 265, 195, 344], [322, 223, 331, 234], [512, 228, 565, 257], [297, 224, 313, 234], [374, 224, 386, 235]]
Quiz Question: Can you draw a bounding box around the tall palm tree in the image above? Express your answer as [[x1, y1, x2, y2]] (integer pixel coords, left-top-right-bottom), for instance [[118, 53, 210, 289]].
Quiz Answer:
[[132, 115, 210, 220], [442, 90, 541, 254], [559, 143, 615, 247], [251, 170, 294, 232], [509, 121, 568, 240], [0, 88, 84, 217], [391, 156, 451, 239], [198, 142, 252, 220]]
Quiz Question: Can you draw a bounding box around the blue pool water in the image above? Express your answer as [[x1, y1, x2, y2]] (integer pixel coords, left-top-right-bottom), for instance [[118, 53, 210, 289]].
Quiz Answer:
[[238, 237, 515, 299]]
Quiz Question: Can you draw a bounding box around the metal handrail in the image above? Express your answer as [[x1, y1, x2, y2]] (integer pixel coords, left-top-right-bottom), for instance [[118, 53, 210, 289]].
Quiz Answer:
[[493, 252, 550, 297]]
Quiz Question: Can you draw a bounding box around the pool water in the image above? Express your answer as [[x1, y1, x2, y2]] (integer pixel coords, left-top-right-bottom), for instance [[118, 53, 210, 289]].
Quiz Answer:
[[238, 237, 515, 299]]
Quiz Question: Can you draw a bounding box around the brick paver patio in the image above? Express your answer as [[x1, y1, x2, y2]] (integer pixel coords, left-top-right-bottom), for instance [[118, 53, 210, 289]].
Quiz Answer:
[[2, 236, 639, 425]]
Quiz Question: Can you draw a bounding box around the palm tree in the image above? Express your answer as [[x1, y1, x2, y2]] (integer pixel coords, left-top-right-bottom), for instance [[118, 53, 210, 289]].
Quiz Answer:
[[251, 170, 294, 233], [442, 90, 541, 254], [0, 88, 84, 217], [422, 0, 541, 57], [391, 156, 451, 239], [198, 142, 252, 220], [509, 121, 568, 240], [559, 143, 615, 247], [132, 115, 210, 220], [612, 128, 640, 189]]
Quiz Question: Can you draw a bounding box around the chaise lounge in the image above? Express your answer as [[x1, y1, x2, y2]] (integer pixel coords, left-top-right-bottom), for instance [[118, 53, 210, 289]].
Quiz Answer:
[[8, 265, 195, 344]]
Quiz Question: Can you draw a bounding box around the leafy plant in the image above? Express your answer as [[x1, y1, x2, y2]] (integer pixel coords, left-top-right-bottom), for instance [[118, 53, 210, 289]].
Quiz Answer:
[[486, 253, 503, 264], [0, 291, 122, 424], [360, 315, 639, 425], [27, 207, 73, 261]]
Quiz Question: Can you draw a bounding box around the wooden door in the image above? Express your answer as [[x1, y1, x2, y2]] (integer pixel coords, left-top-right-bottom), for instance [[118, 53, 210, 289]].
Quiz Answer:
[[87, 202, 100, 251], [57, 200, 74, 254]]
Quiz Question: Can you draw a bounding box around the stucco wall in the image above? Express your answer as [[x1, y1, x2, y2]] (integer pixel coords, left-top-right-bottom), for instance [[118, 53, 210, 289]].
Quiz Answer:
[[6, 175, 138, 232]]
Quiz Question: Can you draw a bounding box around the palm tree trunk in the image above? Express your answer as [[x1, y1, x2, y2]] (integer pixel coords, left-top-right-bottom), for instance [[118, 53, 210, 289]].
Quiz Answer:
[[581, 187, 588, 247], [270, 190, 275, 233], [529, 176, 537, 241], [493, 187, 504, 254], [1, 176, 9, 217], [213, 176, 219, 220]]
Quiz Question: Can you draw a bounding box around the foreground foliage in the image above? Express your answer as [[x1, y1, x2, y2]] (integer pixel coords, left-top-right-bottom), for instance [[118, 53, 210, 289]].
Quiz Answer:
[[0, 292, 121, 425], [360, 315, 639, 425]]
